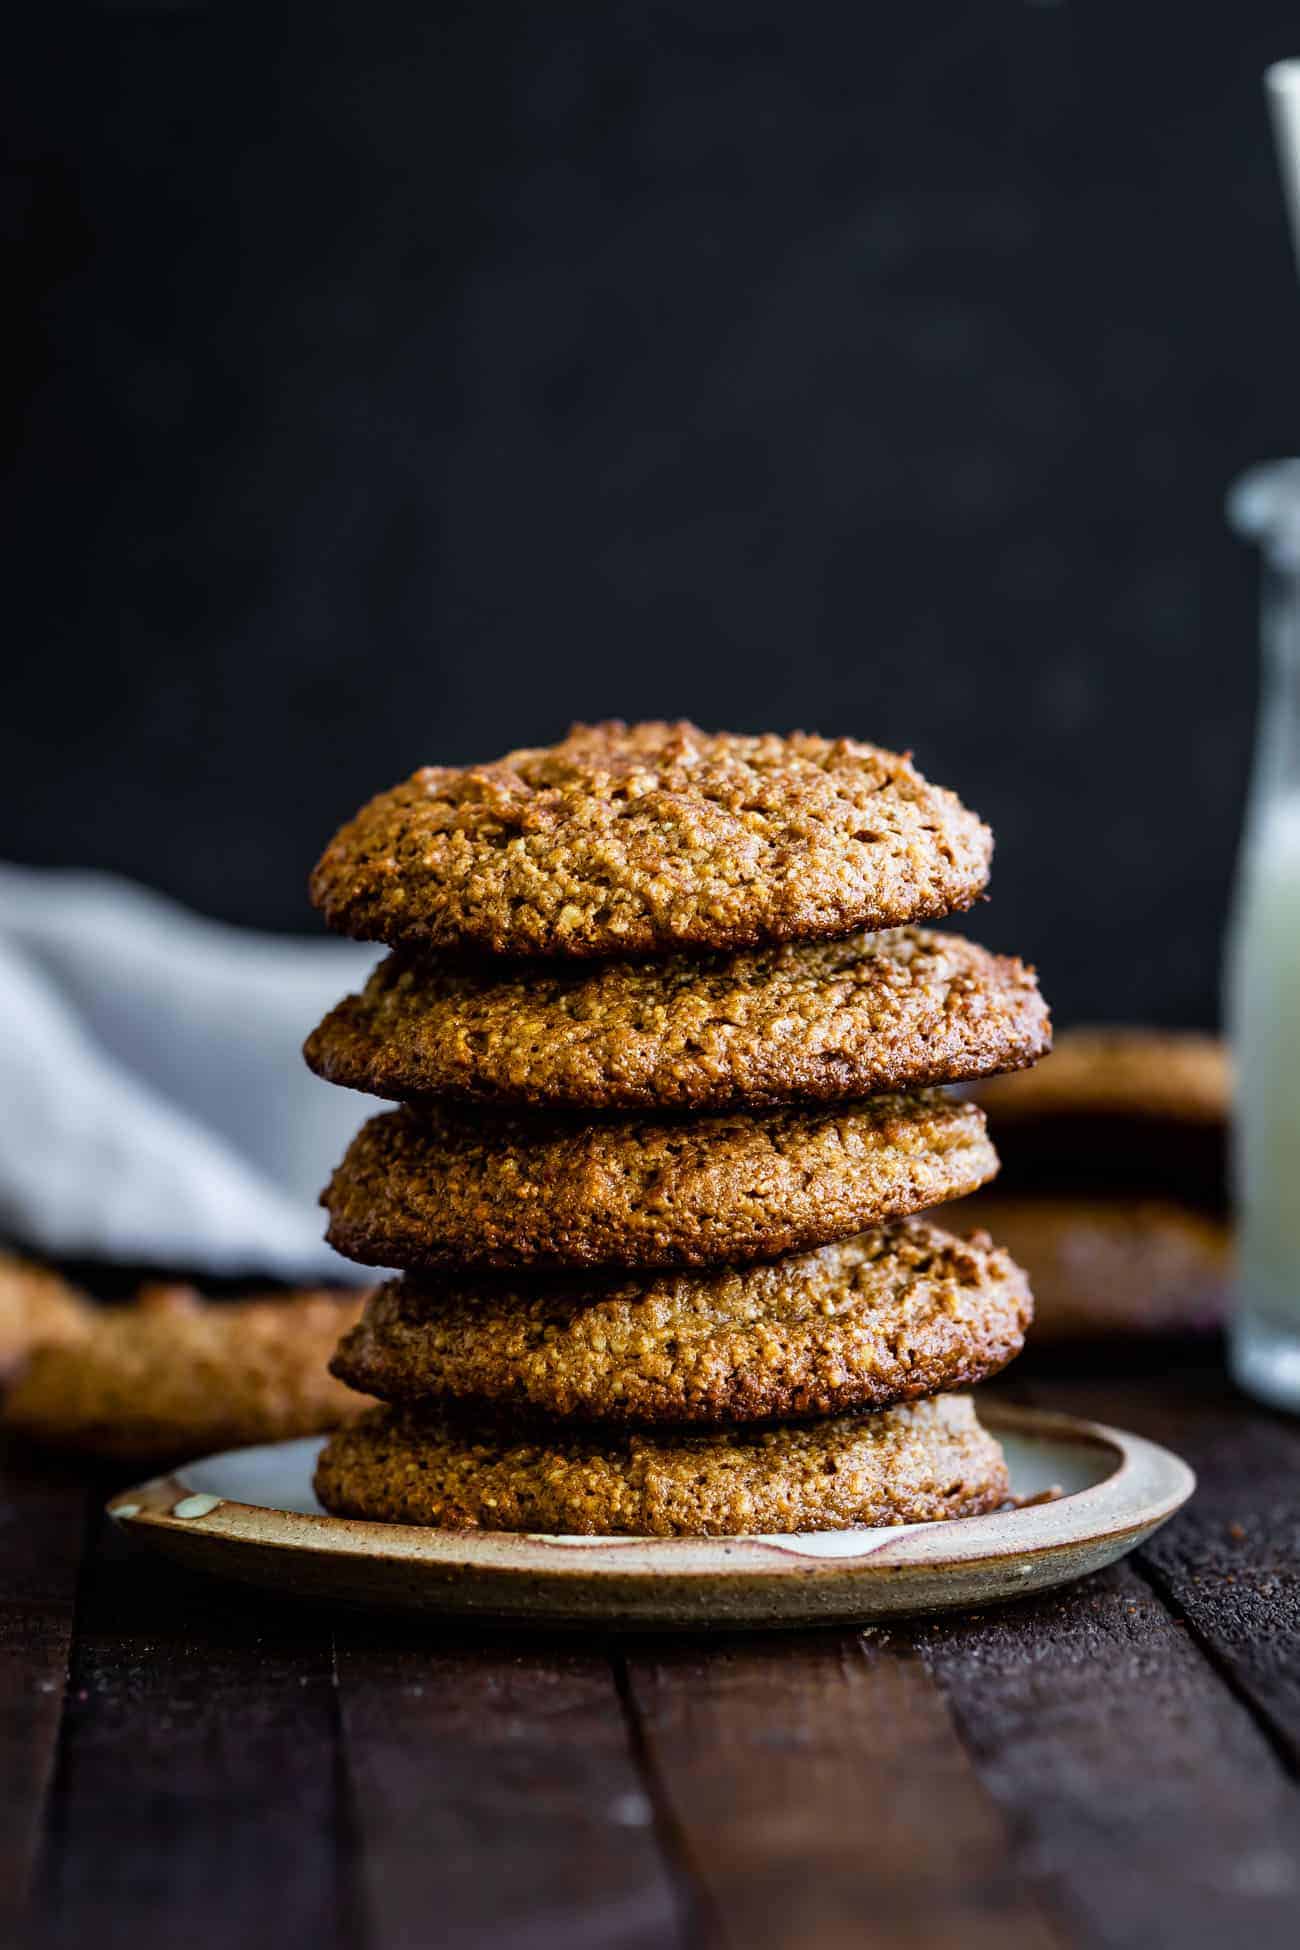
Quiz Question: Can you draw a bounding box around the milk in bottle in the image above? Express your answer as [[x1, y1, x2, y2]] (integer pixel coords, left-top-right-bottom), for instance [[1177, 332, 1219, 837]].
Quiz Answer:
[[1226, 460, 1300, 1410]]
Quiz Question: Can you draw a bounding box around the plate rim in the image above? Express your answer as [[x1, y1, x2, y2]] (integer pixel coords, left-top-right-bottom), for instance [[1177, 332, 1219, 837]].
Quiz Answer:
[[105, 1403, 1196, 1584]]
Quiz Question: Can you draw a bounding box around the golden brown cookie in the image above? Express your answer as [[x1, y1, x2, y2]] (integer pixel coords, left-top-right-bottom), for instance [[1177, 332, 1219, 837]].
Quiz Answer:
[[322, 1094, 998, 1272], [332, 1219, 1032, 1425], [313, 1393, 1007, 1535], [309, 721, 992, 958], [305, 927, 1049, 1112], [0, 1252, 92, 1380], [3, 1283, 373, 1461], [945, 1193, 1231, 1341]]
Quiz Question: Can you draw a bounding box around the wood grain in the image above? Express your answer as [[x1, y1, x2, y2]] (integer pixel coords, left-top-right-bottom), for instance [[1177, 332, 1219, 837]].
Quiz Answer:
[[334, 1621, 685, 1950], [12, 1345, 1300, 1950], [27, 1511, 353, 1950], [916, 1559, 1300, 1950], [621, 1629, 1060, 1950], [1023, 1363, 1300, 1770], [0, 1440, 87, 1938]]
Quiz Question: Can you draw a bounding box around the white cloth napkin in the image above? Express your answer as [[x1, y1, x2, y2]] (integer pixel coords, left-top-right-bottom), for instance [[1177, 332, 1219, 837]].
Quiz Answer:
[[0, 863, 381, 1279]]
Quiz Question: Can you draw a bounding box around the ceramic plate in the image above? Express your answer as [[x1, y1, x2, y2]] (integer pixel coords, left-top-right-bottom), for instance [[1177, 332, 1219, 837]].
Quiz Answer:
[[106, 1405, 1193, 1629]]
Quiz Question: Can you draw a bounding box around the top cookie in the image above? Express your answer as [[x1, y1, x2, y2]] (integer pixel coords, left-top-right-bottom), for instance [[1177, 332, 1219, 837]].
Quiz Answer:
[[309, 721, 993, 957], [304, 927, 1049, 1111]]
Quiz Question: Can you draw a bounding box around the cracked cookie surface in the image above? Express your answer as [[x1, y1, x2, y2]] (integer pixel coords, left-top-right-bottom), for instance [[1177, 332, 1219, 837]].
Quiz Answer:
[[309, 721, 992, 958], [332, 1219, 1031, 1424], [321, 1093, 998, 1272], [306, 927, 1048, 1111]]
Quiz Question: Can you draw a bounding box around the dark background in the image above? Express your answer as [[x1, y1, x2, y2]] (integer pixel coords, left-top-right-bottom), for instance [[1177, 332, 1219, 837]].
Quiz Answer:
[[5, 2, 1298, 1026]]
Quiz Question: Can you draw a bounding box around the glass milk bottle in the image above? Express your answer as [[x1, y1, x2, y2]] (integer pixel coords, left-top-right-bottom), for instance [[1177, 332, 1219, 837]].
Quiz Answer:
[[1226, 460, 1300, 1410]]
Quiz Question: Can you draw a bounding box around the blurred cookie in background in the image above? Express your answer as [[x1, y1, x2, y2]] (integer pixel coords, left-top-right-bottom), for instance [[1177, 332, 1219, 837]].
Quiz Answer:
[[940, 1193, 1231, 1344], [971, 1027, 1229, 1211], [947, 1028, 1232, 1344], [0, 1251, 93, 1379], [3, 1280, 372, 1462]]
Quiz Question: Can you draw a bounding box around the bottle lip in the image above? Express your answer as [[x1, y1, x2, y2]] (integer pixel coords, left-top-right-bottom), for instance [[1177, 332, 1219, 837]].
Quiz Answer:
[[1228, 460, 1300, 565]]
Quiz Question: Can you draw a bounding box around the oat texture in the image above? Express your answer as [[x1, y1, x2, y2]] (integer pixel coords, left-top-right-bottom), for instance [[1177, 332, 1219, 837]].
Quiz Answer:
[[309, 721, 992, 957], [332, 1218, 1031, 1424], [313, 1392, 1008, 1534], [321, 1094, 998, 1272], [306, 927, 1048, 1111]]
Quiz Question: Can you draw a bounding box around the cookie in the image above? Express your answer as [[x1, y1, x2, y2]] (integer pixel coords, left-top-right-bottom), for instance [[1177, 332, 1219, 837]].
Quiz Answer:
[[309, 721, 992, 958], [945, 1193, 1231, 1342], [332, 1218, 1032, 1425], [322, 1094, 998, 1272], [975, 1028, 1228, 1127], [971, 1028, 1228, 1206], [4, 1282, 373, 1461], [313, 1393, 1007, 1535], [0, 1252, 92, 1380], [305, 927, 1049, 1112]]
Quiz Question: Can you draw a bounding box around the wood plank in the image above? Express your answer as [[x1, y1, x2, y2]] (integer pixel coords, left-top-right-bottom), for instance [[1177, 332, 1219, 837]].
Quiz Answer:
[[917, 1558, 1300, 1950], [621, 1629, 1060, 1950], [1020, 1359, 1300, 1768], [27, 1508, 353, 1950], [333, 1620, 685, 1950], [0, 1440, 88, 1938]]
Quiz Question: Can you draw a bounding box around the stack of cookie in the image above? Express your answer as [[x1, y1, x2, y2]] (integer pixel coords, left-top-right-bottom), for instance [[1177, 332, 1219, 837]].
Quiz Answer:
[[304, 722, 1050, 1536]]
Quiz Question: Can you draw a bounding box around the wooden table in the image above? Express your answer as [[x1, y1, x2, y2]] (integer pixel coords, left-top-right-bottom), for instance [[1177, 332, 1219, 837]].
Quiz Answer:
[[4, 1345, 1300, 1950]]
